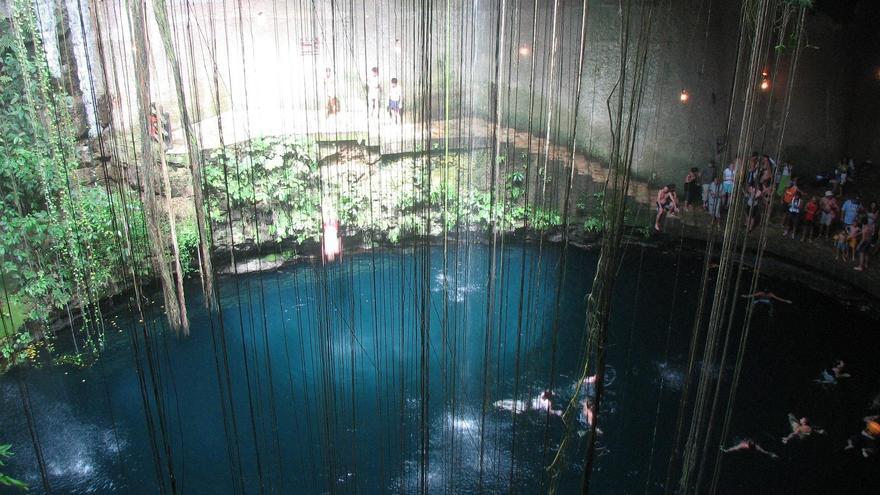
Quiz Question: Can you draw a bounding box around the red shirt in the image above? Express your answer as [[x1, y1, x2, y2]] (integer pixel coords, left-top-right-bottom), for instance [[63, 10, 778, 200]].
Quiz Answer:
[[804, 201, 819, 221]]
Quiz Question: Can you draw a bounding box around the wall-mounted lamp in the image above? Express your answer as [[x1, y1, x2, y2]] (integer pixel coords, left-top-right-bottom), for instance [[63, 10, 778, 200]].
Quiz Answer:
[[680, 89, 689, 103], [518, 45, 531, 57], [393, 38, 401, 55], [760, 70, 770, 91]]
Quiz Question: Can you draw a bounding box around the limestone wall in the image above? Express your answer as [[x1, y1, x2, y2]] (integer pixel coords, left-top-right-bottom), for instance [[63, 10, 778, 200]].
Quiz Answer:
[[9, 0, 860, 184]]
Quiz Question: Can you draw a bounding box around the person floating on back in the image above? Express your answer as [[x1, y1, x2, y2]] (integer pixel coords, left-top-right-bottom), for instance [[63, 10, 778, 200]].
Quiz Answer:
[[814, 359, 851, 386], [740, 290, 792, 317], [782, 414, 825, 444], [721, 438, 778, 459]]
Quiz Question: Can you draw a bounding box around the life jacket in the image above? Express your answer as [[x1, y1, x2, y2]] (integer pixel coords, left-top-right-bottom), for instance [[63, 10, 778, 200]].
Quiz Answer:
[[783, 186, 797, 205]]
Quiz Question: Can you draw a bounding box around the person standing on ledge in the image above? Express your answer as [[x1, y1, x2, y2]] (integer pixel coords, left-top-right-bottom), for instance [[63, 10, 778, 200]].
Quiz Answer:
[[818, 191, 839, 239], [683, 167, 701, 211], [706, 176, 723, 226], [388, 77, 403, 125], [776, 160, 793, 197], [841, 195, 861, 228], [722, 159, 737, 207], [855, 218, 874, 271], [324, 67, 339, 117], [367, 67, 381, 118], [701, 161, 716, 211]]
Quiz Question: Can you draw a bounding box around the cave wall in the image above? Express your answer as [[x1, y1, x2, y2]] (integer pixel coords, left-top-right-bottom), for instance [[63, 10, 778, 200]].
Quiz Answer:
[[48, 0, 862, 185], [843, 1, 880, 166], [772, 11, 852, 176]]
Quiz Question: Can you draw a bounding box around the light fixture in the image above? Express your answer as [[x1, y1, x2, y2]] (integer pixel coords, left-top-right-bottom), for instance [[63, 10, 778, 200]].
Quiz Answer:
[[518, 45, 531, 57], [760, 70, 770, 91], [394, 38, 401, 55], [680, 89, 689, 103]]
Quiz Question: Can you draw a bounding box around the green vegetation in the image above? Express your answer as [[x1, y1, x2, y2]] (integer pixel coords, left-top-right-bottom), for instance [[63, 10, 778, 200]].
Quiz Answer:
[[577, 191, 653, 239], [0, 0, 643, 374], [0, 444, 27, 491], [1, 5, 144, 370], [201, 144, 568, 248]]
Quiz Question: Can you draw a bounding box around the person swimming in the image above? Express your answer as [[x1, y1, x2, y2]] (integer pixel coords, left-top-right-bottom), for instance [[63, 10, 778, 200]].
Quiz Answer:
[[576, 398, 602, 438], [814, 360, 851, 386], [845, 415, 879, 458], [721, 438, 778, 459], [741, 289, 792, 317], [494, 390, 563, 417], [782, 414, 825, 444]]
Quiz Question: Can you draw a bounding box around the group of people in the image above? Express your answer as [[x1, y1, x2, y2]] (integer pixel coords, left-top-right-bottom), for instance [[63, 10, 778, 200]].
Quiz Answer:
[[657, 155, 879, 273], [777, 178, 877, 271], [494, 373, 608, 437], [722, 358, 878, 460], [323, 66, 404, 124]]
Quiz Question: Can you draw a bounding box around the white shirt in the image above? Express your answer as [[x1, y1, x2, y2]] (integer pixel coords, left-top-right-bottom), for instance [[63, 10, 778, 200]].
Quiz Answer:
[[388, 84, 402, 102], [368, 74, 380, 96], [723, 167, 734, 185]]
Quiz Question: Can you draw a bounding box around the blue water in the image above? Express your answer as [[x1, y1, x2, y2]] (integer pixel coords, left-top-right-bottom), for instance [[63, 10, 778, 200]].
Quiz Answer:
[[1, 243, 878, 494]]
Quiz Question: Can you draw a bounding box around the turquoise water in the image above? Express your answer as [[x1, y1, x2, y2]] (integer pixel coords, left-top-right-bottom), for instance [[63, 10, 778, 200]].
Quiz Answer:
[[1, 243, 878, 494]]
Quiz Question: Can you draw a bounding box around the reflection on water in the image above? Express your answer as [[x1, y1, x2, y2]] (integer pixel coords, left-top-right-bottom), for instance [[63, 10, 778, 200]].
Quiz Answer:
[[655, 360, 686, 391], [0, 383, 125, 493], [432, 271, 482, 303]]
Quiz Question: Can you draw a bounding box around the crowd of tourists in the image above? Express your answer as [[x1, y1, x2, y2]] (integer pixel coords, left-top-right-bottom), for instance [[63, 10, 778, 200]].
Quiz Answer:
[[655, 155, 878, 272]]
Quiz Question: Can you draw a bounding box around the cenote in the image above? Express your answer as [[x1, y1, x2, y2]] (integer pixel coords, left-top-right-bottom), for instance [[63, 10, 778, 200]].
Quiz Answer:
[[5, 0, 880, 493], [2, 243, 878, 494]]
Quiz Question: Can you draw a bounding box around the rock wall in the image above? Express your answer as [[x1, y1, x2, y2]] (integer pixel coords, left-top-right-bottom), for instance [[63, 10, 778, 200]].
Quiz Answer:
[[843, 1, 880, 166], [6, 0, 863, 185]]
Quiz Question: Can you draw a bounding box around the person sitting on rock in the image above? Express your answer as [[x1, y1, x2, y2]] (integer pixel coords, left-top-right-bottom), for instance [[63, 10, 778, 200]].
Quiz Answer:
[[654, 184, 679, 232]]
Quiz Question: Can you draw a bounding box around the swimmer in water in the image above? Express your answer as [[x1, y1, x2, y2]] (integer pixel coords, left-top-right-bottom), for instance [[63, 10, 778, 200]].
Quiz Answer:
[[845, 415, 879, 458], [535, 390, 564, 417], [582, 374, 597, 392], [814, 360, 851, 386], [782, 414, 825, 444], [494, 390, 562, 417], [721, 438, 778, 459], [741, 289, 792, 317]]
